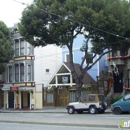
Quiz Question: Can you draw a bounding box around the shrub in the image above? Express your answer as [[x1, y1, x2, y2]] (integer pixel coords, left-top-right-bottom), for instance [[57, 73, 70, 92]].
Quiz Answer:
[[112, 96, 123, 103]]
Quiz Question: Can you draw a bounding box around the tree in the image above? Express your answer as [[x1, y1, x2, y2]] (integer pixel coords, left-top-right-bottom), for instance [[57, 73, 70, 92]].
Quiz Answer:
[[19, 0, 130, 101], [0, 21, 14, 74]]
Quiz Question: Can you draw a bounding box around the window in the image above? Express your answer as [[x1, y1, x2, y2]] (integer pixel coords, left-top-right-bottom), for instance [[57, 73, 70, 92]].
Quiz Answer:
[[9, 66, 13, 82], [20, 39, 24, 55], [66, 54, 73, 62], [98, 95, 105, 101], [128, 69, 130, 87], [15, 64, 19, 82], [112, 51, 117, 57], [47, 93, 53, 103], [70, 92, 76, 102], [80, 96, 87, 102], [89, 96, 95, 101], [15, 39, 19, 56], [46, 69, 50, 73], [20, 63, 24, 81], [120, 50, 128, 56], [124, 94, 130, 100], [27, 44, 31, 55], [28, 65, 31, 81]]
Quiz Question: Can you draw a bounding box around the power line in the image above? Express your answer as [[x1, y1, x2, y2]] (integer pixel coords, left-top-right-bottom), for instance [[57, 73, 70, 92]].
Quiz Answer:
[[13, 0, 26, 5], [13, 0, 129, 40]]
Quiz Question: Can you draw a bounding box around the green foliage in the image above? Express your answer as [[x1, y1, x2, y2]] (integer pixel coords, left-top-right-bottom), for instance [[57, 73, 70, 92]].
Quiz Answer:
[[19, 0, 130, 100], [19, 0, 130, 51], [112, 96, 123, 104], [0, 21, 14, 73]]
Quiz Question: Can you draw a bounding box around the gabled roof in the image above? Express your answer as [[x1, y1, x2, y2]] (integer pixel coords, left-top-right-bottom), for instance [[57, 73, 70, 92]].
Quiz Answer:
[[64, 62, 96, 84], [48, 62, 96, 86]]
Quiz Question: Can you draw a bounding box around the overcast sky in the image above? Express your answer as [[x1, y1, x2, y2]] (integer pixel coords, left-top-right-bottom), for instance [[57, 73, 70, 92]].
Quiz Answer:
[[0, 0, 33, 27]]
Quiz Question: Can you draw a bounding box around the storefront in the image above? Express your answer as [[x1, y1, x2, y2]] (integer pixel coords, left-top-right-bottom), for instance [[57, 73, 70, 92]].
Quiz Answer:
[[2, 84, 35, 110]]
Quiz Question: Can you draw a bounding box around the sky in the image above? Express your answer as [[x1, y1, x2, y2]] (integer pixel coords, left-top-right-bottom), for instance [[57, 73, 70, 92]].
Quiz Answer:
[[0, 0, 33, 28]]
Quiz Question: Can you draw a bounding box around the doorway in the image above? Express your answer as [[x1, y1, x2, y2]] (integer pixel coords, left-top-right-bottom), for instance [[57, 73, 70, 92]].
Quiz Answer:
[[8, 91, 14, 108], [113, 71, 123, 93], [21, 91, 30, 109]]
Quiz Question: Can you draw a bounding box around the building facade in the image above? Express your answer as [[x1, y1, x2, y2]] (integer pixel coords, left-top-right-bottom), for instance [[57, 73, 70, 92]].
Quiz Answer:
[[107, 49, 130, 94], [34, 45, 62, 109], [2, 24, 35, 109], [44, 62, 96, 107], [2, 24, 62, 109]]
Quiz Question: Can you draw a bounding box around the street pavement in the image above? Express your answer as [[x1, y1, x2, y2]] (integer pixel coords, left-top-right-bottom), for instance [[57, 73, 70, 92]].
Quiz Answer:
[[0, 107, 112, 113], [0, 107, 123, 128], [0, 107, 119, 128]]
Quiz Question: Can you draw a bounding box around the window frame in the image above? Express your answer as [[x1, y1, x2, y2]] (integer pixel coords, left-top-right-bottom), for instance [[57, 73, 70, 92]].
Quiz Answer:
[[28, 65, 31, 81], [9, 66, 13, 83], [20, 39, 25, 55], [15, 64, 19, 82], [20, 63, 24, 82], [47, 93, 53, 103], [14, 39, 19, 56]]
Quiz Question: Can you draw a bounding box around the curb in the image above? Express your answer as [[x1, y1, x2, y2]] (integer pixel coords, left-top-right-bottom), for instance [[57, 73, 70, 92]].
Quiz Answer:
[[0, 110, 112, 113], [0, 120, 117, 128]]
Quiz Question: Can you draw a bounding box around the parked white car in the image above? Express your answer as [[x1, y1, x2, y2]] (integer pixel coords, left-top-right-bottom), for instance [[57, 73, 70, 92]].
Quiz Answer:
[[66, 94, 107, 114]]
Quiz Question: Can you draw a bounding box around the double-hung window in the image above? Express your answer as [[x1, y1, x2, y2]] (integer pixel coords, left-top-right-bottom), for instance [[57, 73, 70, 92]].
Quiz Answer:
[[15, 39, 19, 56], [20, 39, 24, 55], [28, 65, 31, 81], [9, 66, 13, 82], [15, 64, 19, 82], [47, 93, 53, 103], [20, 63, 24, 81]]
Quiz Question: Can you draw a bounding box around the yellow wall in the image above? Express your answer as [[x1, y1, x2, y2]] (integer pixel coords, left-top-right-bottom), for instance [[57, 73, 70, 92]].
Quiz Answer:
[[35, 92, 42, 109], [15, 93, 19, 108]]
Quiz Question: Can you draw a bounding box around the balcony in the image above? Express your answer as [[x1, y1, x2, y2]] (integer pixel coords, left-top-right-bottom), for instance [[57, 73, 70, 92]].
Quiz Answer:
[[107, 55, 129, 65]]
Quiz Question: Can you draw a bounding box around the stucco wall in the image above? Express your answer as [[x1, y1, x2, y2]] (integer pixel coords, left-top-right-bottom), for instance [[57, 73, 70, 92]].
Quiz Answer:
[[34, 45, 62, 87], [35, 92, 43, 109]]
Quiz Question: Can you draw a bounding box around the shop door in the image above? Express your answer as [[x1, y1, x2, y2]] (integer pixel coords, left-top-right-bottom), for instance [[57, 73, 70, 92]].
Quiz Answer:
[[8, 92, 14, 108]]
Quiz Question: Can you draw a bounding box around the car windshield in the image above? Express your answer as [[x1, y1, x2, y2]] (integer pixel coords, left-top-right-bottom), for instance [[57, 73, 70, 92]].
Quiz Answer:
[[98, 95, 105, 101]]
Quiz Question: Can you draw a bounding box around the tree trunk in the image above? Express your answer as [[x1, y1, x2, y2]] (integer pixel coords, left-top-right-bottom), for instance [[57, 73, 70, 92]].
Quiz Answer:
[[76, 82, 83, 101]]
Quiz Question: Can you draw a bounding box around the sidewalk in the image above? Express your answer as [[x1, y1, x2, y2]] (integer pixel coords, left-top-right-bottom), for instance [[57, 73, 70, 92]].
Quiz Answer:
[[0, 107, 117, 128], [0, 107, 112, 113]]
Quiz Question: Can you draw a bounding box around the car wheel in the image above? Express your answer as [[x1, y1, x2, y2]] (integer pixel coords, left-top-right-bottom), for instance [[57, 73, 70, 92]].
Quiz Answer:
[[89, 106, 97, 114], [113, 107, 122, 115], [77, 110, 83, 114], [68, 107, 75, 114]]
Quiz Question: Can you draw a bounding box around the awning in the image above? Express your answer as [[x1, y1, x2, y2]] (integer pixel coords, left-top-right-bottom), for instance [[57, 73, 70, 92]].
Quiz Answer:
[[18, 87, 34, 91], [10, 86, 18, 91], [2, 84, 13, 91]]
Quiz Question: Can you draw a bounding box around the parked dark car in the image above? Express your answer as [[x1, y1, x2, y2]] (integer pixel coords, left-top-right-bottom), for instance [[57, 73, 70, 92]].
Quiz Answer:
[[111, 93, 130, 114]]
